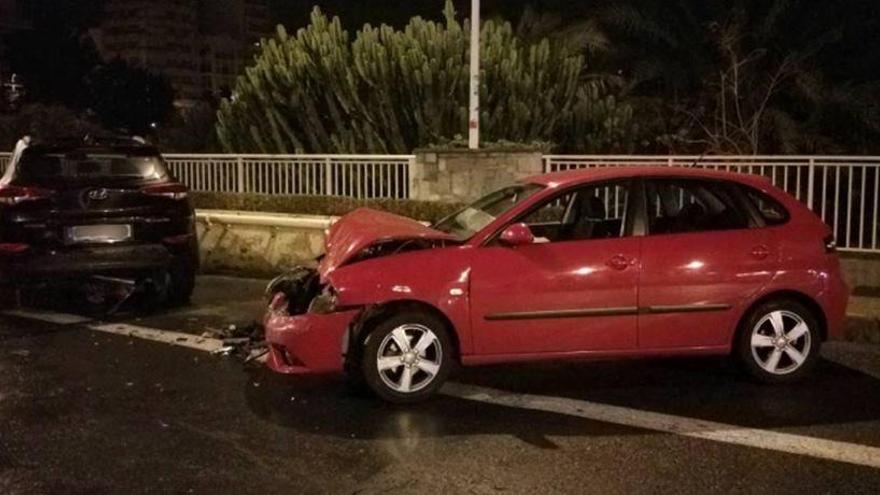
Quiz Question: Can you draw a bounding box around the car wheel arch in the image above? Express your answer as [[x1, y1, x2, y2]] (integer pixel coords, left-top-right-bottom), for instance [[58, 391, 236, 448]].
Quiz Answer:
[[345, 299, 461, 366], [732, 290, 828, 347]]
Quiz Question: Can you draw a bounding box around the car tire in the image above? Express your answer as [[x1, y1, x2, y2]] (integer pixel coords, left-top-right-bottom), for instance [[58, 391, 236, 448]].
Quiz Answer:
[[166, 259, 196, 307], [736, 299, 821, 384], [360, 312, 453, 404]]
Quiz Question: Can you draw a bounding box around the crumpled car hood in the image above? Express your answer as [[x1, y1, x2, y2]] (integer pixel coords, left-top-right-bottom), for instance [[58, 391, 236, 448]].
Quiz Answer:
[[318, 208, 455, 279]]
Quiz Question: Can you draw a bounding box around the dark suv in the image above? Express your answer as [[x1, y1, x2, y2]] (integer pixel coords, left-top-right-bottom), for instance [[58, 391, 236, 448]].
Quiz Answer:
[[0, 135, 198, 305]]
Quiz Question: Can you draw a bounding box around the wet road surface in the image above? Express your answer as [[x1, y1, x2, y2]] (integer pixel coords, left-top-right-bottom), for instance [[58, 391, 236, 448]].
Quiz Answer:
[[1, 275, 880, 494]]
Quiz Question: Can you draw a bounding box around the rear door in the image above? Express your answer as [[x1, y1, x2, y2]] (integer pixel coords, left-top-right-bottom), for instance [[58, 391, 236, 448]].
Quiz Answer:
[[637, 178, 777, 349]]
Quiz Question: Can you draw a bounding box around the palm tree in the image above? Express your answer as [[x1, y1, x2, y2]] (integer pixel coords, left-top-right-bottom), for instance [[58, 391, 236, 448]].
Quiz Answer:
[[589, 0, 880, 153]]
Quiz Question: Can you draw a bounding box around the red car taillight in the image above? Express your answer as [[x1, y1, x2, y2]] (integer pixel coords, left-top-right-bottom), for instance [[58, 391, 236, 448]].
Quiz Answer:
[[0, 185, 52, 205], [0, 243, 30, 253], [142, 182, 188, 200]]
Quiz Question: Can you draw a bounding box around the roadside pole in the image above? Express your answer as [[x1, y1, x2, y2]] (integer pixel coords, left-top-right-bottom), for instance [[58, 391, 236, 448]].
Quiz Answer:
[[468, 0, 480, 149]]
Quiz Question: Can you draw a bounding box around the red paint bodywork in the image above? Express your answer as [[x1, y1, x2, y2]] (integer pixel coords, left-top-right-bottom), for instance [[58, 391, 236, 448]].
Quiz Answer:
[[264, 167, 849, 375]]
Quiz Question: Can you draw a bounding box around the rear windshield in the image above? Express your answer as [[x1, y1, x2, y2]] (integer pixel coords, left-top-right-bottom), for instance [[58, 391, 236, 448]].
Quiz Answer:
[[15, 149, 169, 185]]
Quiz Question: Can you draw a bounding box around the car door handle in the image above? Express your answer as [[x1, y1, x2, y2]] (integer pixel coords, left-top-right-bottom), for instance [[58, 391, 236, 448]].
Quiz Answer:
[[606, 254, 634, 271], [750, 244, 771, 260]]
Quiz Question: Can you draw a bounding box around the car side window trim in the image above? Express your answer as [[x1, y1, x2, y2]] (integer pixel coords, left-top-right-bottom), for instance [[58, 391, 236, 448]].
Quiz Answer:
[[482, 178, 638, 247], [737, 184, 792, 229]]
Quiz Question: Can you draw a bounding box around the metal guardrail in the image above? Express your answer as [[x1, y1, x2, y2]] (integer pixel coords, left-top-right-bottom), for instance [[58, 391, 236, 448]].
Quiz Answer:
[[165, 154, 414, 200], [545, 155, 880, 253], [0, 152, 415, 200], [2, 151, 880, 252]]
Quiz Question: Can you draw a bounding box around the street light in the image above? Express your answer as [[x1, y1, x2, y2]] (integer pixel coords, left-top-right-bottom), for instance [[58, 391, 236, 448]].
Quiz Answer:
[[468, 0, 480, 149]]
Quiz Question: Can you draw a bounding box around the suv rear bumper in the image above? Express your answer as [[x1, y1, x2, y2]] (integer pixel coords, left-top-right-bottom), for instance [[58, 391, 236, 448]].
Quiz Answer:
[[0, 243, 196, 284]]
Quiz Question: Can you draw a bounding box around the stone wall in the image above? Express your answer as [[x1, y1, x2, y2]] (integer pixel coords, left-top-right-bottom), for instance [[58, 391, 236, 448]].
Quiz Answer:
[[195, 210, 332, 277], [410, 149, 544, 203]]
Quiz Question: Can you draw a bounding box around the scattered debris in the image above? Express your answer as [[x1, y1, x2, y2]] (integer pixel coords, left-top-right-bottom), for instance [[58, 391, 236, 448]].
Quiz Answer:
[[204, 321, 267, 364], [211, 346, 236, 356]]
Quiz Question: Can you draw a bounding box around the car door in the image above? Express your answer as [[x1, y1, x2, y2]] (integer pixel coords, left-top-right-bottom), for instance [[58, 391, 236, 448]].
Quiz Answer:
[[469, 180, 641, 356], [637, 178, 778, 349]]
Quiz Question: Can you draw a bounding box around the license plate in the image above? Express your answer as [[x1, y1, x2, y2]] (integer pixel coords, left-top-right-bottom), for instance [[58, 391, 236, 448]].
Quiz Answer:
[[65, 224, 132, 244]]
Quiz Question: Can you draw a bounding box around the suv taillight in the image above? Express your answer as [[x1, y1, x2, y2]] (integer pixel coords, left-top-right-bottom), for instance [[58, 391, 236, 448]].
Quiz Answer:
[[0, 185, 52, 205], [142, 183, 188, 200], [824, 235, 837, 253]]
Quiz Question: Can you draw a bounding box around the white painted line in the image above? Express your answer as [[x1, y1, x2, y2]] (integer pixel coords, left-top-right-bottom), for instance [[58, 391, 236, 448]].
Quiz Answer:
[[3, 308, 263, 359], [6, 307, 879, 468], [441, 382, 880, 470], [3, 309, 92, 325], [86, 322, 225, 353]]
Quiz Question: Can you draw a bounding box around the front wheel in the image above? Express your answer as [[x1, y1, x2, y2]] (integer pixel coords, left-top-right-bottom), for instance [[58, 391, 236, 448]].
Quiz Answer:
[[361, 312, 453, 403], [736, 300, 821, 384]]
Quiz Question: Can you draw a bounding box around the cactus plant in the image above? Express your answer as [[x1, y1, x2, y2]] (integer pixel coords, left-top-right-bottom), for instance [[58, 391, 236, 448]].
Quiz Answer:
[[217, 1, 633, 153]]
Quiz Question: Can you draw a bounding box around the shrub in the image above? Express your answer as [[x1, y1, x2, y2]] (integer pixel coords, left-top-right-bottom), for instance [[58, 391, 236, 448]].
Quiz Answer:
[[216, 1, 633, 154]]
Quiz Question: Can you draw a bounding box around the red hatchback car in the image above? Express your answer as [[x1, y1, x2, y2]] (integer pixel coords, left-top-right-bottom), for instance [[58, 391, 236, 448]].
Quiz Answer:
[[263, 167, 848, 403]]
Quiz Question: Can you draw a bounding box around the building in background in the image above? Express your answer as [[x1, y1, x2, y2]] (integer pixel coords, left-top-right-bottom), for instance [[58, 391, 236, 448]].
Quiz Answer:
[[0, 0, 33, 84], [91, 0, 271, 107]]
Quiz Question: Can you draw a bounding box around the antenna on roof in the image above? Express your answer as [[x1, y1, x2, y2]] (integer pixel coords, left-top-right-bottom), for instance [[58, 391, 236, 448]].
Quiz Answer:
[[686, 149, 709, 169]]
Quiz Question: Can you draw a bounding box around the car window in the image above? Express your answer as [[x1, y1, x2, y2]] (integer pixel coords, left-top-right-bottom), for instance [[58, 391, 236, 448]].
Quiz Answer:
[[645, 179, 749, 235], [519, 181, 630, 243], [433, 183, 545, 241], [16, 149, 169, 185], [742, 186, 790, 226]]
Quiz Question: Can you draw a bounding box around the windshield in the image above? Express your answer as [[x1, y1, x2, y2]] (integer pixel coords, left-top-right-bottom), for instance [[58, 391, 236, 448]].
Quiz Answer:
[[433, 183, 545, 240], [15, 149, 169, 185]]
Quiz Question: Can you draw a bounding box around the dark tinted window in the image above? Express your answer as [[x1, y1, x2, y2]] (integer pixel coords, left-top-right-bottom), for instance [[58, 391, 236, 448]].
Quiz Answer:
[[742, 186, 790, 226], [16, 148, 168, 185], [519, 181, 629, 243], [645, 179, 750, 235]]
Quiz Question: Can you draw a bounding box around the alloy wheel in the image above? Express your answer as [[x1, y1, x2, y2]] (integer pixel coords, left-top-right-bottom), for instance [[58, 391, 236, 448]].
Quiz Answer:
[[750, 310, 812, 375], [376, 324, 443, 393]]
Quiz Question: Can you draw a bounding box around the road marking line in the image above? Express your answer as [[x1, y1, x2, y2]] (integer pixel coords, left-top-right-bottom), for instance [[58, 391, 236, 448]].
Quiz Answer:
[[5, 307, 879, 468], [86, 322, 225, 353], [3, 309, 93, 325], [442, 382, 880, 470]]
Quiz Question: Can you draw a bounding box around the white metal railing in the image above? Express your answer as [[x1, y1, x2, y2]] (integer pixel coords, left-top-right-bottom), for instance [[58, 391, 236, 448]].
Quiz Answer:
[[164, 154, 414, 199], [3, 150, 880, 252], [544, 155, 880, 253], [0, 152, 9, 170]]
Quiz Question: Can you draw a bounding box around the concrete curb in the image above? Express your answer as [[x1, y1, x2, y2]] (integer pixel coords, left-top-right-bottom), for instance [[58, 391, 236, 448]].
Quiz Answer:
[[843, 315, 880, 345]]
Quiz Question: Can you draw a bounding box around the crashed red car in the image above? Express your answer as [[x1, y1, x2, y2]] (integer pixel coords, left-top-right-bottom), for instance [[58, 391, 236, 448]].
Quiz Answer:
[[264, 167, 848, 403]]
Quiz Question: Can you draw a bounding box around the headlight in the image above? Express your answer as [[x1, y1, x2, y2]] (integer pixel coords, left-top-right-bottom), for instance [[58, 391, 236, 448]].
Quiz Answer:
[[308, 286, 338, 314]]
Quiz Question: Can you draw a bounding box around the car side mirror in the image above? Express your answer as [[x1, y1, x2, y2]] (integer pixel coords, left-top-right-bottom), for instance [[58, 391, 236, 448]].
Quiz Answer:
[[499, 223, 535, 246]]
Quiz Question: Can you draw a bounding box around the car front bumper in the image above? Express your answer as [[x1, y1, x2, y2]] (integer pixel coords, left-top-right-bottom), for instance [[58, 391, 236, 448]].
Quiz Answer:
[[264, 308, 361, 375]]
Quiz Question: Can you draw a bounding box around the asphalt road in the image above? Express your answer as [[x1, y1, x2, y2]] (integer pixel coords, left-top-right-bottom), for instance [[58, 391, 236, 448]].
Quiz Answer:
[[1, 275, 880, 494]]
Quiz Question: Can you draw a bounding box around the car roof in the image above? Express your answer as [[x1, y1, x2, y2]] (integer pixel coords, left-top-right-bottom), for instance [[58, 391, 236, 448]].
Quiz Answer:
[[525, 166, 772, 189], [18, 135, 157, 155]]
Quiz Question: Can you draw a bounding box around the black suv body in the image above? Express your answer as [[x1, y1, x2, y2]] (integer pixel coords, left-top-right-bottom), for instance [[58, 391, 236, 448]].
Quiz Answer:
[[0, 136, 198, 304]]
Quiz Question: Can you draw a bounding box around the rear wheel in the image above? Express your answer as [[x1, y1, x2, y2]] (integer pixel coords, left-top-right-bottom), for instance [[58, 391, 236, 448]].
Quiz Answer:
[[361, 312, 452, 403], [736, 300, 821, 383]]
